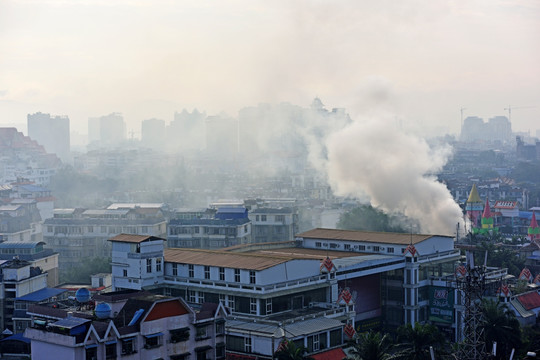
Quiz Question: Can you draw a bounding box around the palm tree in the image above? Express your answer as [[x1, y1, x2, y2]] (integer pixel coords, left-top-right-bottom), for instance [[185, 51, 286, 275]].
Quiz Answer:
[[394, 323, 446, 360], [347, 330, 394, 360], [274, 339, 312, 360], [480, 299, 522, 360]]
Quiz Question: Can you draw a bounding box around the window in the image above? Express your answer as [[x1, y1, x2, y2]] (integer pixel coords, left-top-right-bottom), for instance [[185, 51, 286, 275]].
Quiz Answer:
[[123, 269, 128, 277], [330, 329, 342, 347], [204, 266, 210, 279], [245, 337, 252, 353], [144, 333, 163, 349], [172, 263, 178, 276], [315, 242, 321, 248], [88, 226, 94, 233], [195, 326, 208, 340], [275, 215, 285, 222], [387, 247, 394, 253], [189, 264, 194, 278], [105, 342, 117, 359], [261, 215, 267, 221], [249, 271, 256, 284], [216, 321, 225, 335], [170, 328, 190, 343], [156, 258, 162, 272], [373, 246, 380, 252], [344, 244, 351, 250], [188, 290, 196, 303], [234, 269, 240, 282], [329, 243, 338, 249], [250, 298, 257, 314], [228, 295, 235, 309], [219, 267, 225, 281], [198, 291, 205, 304], [146, 258, 152, 273], [256, 215, 259, 221], [121, 338, 136, 355], [85, 346, 97, 360], [216, 343, 225, 359], [266, 299, 272, 314], [358, 245, 366, 250], [219, 294, 226, 304]]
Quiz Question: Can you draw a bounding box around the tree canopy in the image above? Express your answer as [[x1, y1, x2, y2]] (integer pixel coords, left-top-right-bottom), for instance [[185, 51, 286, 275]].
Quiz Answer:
[[337, 205, 415, 233]]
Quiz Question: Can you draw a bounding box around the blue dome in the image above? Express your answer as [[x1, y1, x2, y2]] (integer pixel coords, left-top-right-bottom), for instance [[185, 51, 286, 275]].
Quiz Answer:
[[95, 302, 112, 319], [75, 288, 91, 303]]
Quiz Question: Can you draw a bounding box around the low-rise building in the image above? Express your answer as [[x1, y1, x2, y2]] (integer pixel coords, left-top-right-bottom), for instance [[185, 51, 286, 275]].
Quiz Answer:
[[24, 293, 227, 360], [43, 208, 166, 270], [249, 207, 297, 243], [0, 242, 59, 287], [168, 207, 251, 250]]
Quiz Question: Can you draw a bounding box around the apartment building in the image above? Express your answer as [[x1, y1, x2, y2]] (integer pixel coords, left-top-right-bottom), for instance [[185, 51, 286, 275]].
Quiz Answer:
[[43, 208, 166, 270], [24, 293, 227, 360]]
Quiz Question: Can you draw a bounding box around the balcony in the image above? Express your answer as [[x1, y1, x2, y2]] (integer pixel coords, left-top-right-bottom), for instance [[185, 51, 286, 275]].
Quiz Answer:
[[164, 273, 329, 295]]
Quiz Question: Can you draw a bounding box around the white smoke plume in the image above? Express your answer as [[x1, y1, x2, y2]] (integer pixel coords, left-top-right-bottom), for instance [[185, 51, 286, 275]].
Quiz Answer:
[[323, 116, 463, 235]]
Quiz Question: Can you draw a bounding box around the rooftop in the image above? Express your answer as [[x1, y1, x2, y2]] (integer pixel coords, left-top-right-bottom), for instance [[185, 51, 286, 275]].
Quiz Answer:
[[108, 234, 165, 244], [296, 228, 447, 245]]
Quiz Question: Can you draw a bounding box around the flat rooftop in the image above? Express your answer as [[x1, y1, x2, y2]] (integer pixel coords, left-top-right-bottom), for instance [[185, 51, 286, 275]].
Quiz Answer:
[[297, 228, 451, 245]]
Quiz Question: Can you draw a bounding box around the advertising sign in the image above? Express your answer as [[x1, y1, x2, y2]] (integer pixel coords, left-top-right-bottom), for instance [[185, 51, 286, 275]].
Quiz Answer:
[[429, 287, 454, 324]]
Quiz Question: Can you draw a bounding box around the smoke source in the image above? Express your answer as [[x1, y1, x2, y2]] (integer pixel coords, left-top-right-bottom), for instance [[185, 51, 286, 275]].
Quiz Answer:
[[321, 113, 463, 235]]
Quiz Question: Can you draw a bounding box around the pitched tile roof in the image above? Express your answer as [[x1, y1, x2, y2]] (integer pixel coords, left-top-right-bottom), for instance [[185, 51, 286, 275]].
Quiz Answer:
[[164, 248, 292, 270], [517, 291, 540, 311]]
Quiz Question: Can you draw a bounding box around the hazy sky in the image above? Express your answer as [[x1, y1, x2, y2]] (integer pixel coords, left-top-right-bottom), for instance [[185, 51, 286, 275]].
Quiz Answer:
[[1, 0, 539, 137]]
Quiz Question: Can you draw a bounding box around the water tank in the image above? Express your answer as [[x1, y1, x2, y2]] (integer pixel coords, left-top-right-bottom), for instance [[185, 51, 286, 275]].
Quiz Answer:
[[95, 302, 112, 319], [75, 288, 91, 303]]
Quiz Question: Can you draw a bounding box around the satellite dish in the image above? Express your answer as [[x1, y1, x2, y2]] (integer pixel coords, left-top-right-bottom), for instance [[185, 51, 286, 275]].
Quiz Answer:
[[75, 288, 91, 303]]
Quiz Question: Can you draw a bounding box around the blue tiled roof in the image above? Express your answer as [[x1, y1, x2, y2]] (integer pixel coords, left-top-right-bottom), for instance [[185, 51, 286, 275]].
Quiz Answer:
[[15, 287, 67, 302], [216, 207, 247, 214], [0, 333, 30, 343]]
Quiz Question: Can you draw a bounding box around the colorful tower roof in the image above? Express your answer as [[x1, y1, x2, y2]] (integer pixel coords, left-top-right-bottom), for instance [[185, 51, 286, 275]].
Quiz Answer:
[[474, 197, 498, 235], [467, 184, 482, 204], [482, 198, 492, 219], [529, 212, 540, 241]]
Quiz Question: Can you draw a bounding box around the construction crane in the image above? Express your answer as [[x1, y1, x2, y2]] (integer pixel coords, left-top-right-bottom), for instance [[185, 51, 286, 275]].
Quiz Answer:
[[503, 105, 535, 122]]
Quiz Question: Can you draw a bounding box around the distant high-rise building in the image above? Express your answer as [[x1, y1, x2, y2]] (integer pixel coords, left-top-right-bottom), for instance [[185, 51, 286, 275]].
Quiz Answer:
[[488, 116, 512, 143], [87, 117, 100, 144], [205, 114, 237, 156], [168, 108, 207, 151], [141, 118, 166, 150], [27, 112, 70, 162], [460, 115, 512, 144], [100, 113, 125, 146], [87, 113, 126, 148]]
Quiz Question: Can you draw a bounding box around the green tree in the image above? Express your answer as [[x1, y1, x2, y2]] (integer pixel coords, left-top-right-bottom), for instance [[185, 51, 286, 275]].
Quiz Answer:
[[337, 205, 415, 233], [395, 323, 447, 360], [480, 299, 522, 360], [347, 330, 394, 360], [60, 257, 111, 284], [274, 339, 312, 360]]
